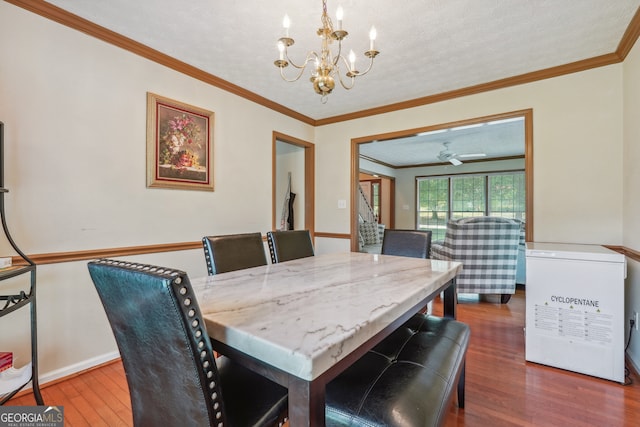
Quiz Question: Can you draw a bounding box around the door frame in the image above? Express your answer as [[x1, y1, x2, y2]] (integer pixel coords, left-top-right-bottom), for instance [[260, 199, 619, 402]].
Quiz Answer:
[[358, 174, 396, 227], [350, 109, 533, 252], [272, 131, 315, 236]]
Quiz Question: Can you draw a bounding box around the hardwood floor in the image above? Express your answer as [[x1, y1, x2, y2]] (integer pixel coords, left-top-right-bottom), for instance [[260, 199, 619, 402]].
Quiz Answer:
[[7, 288, 640, 426], [8, 361, 131, 427]]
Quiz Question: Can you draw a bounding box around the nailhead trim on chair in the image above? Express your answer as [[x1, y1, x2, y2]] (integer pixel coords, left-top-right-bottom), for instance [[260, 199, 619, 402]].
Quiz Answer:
[[202, 241, 215, 275], [91, 259, 227, 426]]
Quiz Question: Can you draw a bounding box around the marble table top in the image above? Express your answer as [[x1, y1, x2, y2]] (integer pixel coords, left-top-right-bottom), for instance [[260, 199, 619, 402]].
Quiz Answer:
[[190, 252, 462, 381]]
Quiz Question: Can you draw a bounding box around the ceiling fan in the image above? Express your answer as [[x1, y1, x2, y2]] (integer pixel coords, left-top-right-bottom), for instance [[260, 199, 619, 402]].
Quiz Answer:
[[437, 142, 486, 166]]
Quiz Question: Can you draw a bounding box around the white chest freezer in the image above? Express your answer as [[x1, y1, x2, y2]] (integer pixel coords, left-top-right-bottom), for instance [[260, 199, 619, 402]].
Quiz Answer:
[[525, 242, 627, 383]]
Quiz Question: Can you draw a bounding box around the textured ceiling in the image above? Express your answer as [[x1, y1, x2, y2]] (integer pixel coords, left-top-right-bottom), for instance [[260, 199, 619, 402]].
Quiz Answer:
[[360, 117, 525, 167], [43, 0, 640, 121]]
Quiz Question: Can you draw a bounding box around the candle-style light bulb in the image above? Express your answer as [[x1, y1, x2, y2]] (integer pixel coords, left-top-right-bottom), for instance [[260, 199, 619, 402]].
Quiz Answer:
[[278, 41, 285, 60], [349, 49, 356, 71], [369, 26, 377, 51], [336, 6, 344, 30], [283, 14, 290, 37]]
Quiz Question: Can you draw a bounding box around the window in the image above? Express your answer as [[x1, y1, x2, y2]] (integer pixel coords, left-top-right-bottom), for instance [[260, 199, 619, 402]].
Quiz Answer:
[[417, 177, 448, 240], [417, 171, 525, 241], [489, 173, 526, 219], [451, 175, 485, 219]]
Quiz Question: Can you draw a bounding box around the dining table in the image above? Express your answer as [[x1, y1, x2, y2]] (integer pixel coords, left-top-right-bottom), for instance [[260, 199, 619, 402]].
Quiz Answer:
[[190, 251, 463, 426]]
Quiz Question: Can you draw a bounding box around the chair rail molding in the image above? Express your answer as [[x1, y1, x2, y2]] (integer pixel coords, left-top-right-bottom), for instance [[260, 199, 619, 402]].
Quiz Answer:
[[13, 241, 639, 267]]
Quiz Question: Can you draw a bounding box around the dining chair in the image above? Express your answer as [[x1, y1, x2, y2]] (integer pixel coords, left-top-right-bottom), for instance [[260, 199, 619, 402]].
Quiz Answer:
[[87, 259, 288, 427], [266, 230, 314, 263], [381, 229, 433, 313], [381, 229, 432, 259], [202, 232, 267, 275]]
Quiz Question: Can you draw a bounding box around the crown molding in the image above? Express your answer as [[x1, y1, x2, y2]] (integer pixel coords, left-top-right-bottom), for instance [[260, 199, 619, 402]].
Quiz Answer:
[[616, 5, 640, 60], [4, 0, 315, 125], [316, 53, 621, 125], [360, 154, 525, 170]]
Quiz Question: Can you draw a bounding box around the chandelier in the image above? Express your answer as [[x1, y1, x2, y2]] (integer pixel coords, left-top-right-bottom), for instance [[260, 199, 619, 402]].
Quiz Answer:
[[274, 0, 379, 103]]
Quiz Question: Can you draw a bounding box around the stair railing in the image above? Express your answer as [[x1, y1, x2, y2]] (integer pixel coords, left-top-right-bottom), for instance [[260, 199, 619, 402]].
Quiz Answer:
[[358, 185, 377, 223]]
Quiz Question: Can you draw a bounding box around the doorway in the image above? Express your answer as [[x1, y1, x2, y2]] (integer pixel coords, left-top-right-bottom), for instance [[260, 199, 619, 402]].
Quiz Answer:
[[272, 132, 315, 234], [351, 109, 533, 252], [359, 172, 395, 227]]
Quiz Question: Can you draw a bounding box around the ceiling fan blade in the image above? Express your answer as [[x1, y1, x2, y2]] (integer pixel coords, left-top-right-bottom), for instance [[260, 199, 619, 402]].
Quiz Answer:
[[449, 158, 463, 166], [458, 153, 487, 158]]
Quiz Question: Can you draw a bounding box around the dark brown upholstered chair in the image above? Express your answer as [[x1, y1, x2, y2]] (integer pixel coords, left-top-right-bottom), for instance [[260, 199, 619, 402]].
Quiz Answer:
[[381, 229, 432, 259], [87, 259, 288, 427], [266, 230, 314, 263], [202, 232, 267, 275]]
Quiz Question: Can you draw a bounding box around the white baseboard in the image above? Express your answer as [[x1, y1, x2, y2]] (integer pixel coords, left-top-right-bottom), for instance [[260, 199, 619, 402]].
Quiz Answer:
[[19, 351, 120, 392]]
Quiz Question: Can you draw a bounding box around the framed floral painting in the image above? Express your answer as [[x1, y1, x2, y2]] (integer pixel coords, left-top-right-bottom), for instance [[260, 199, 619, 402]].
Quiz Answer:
[[146, 93, 214, 191]]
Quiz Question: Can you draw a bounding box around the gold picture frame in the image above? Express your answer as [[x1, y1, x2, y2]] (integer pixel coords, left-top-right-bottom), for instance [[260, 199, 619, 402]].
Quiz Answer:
[[146, 92, 214, 191]]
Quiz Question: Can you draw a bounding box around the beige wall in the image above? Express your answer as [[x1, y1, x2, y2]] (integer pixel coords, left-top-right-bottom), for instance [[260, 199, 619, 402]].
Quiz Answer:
[[624, 25, 640, 252], [316, 65, 624, 245], [2, 0, 638, 382], [623, 34, 640, 369], [0, 3, 313, 380]]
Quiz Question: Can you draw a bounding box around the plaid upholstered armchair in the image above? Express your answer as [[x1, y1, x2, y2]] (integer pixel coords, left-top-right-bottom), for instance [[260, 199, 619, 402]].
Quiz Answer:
[[431, 216, 523, 303]]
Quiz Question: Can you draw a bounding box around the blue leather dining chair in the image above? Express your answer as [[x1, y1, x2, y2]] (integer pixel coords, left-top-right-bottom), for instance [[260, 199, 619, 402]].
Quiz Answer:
[[202, 232, 267, 275], [87, 259, 288, 427]]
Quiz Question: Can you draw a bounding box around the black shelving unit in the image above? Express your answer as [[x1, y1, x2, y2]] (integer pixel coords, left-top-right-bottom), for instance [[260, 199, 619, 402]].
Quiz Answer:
[[0, 122, 43, 405]]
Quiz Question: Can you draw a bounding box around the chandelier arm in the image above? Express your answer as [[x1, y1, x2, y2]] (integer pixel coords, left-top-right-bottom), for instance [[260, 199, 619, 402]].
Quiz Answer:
[[336, 73, 356, 90], [332, 41, 343, 67], [279, 63, 310, 83], [335, 53, 352, 73], [283, 50, 316, 70], [278, 51, 321, 82], [353, 55, 376, 76], [335, 59, 356, 90]]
